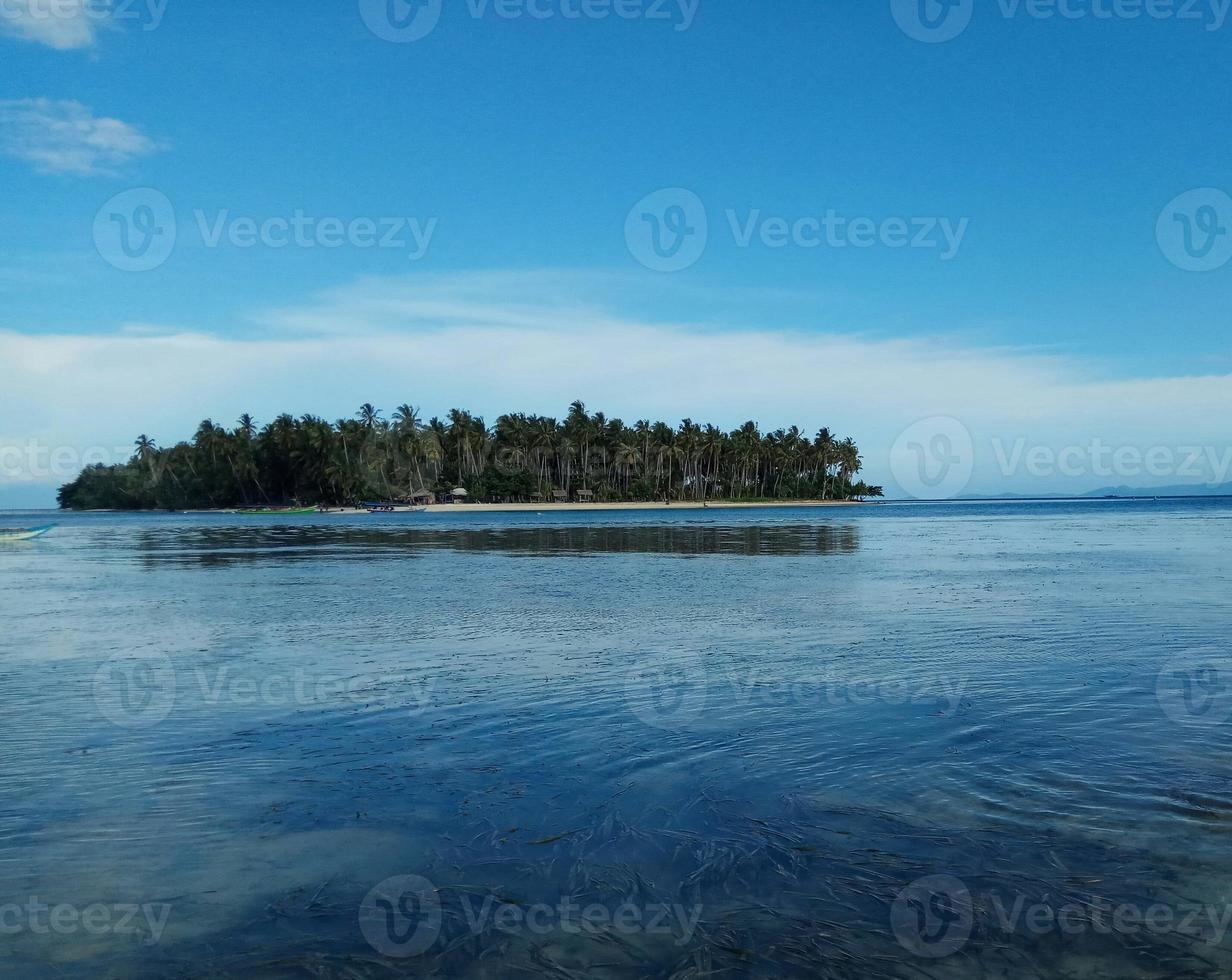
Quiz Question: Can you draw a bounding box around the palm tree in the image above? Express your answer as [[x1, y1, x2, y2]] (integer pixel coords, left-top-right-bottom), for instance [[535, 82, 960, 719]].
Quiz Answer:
[[815, 427, 835, 499], [132, 434, 161, 489], [530, 416, 558, 488], [389, 404, 423, 492], [837, 437, 862, 497], [634, 420, 651, 473], [393, 404, 420, 434], [133, 434, 157, 461], [732, 422, 761, 497], [701, 425, 724, 493], [615, 441, 638, 491]]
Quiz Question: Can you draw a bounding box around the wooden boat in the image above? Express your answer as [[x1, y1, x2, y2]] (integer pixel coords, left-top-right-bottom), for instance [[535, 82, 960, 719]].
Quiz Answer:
[[0, 524, 55, 542], [363, 502, 427, 514]]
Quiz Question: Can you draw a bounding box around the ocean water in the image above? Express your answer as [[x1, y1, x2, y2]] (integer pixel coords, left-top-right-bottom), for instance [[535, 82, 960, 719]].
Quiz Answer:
[[1, 499, 1231, 978]]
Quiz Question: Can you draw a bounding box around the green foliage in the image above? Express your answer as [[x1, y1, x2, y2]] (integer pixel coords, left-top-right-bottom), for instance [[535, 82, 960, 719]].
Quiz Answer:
[[57, 403, 868, 510], [470, 467, 539, 502]]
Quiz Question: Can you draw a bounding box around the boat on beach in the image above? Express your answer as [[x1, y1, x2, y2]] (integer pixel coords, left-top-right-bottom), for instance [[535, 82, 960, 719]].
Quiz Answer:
[[0, 524, 55, 542], [362, 501, 427, 513]]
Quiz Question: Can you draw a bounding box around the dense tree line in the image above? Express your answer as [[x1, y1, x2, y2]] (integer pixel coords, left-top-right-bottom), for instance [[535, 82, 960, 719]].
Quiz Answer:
[[57, 401, 882, 509]]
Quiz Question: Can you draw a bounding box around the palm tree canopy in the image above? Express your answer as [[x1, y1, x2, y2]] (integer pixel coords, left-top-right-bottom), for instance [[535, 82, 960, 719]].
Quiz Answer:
[[61, 400, 868, 510]]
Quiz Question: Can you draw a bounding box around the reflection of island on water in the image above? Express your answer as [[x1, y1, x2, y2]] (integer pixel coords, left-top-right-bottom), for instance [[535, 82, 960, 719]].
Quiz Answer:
[[137, 523, 861, 566]]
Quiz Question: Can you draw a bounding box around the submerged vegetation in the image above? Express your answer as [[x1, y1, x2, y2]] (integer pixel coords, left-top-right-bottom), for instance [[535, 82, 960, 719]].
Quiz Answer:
[[57, 401, 881, 510]]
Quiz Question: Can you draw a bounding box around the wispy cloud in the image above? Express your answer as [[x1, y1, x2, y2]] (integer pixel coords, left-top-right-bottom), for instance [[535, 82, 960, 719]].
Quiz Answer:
[[0, 98, 165, 176], [1, 0, 99, 49], [3, 271, 1231, 503]]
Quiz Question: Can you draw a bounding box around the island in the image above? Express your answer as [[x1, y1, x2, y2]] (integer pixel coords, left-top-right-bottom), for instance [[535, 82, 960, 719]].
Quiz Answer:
[[56, 400, 882, 511]]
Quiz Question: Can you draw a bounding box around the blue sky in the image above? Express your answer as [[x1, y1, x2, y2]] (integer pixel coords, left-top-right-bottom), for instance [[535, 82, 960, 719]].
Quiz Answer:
[[2, 0, 1232, 504]]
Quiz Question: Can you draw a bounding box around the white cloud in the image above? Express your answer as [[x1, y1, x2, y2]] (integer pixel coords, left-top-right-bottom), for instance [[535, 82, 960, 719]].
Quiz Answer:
[[0, 99, 165, 176], [1, 0, 99, 49], [3, 271, 1232, 505]]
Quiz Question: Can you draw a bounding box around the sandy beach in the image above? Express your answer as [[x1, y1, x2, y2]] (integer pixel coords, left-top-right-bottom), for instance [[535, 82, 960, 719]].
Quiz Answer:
[[301, 501, 870, 516], [333, 500, 868, 515]]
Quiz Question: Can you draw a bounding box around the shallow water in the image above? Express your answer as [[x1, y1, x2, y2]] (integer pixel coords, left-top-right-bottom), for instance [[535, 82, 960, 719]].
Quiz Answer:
[[2, 500, 1231, 978]]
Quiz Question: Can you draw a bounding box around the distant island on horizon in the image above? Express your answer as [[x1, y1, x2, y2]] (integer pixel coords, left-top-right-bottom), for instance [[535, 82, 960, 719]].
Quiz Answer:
[[56, 401, 882, 511], [959, 482, 1232, 501]]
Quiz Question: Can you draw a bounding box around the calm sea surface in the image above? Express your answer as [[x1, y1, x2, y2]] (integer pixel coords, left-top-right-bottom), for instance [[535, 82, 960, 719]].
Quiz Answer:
[[2, 500, 1231, 978]]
